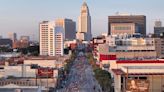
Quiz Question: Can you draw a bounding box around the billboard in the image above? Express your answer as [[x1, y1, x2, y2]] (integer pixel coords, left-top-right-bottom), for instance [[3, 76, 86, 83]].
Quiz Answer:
[[127, 79, 149, 92], [37, 68, 53, 78]]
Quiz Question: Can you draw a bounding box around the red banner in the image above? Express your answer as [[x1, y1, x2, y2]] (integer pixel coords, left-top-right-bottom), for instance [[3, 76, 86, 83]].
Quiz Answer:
[[37, 68, 53, 78], [100, 54, 116, 61]]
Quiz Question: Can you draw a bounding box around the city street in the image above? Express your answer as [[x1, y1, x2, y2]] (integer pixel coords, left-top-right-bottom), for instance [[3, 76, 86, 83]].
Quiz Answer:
[[57, 52, 102, 92]]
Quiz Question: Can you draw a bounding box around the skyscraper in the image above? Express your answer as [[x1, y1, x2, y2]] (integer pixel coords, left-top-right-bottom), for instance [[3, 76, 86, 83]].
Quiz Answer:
[[108, 15, 146, 36], [55, 19, 76, 40], [39, 21, 64, 56], [8, 32, 17, 42], [40, 21, 53, 56], [154, 21, 164, 37], [54, 27, 64, 56], [76, 2, 92, 41]]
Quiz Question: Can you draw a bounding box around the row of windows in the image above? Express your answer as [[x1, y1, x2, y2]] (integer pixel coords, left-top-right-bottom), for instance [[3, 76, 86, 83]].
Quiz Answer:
[[56, 41, 62, 42], [41, 30, 48, 31], [114, 26, 131, 30], [56, 39, 62, 41], [56, 36, 61, 38], [41, 28, 48, 30], [41, 45, 48, 47], [42, 49, 48, 51], [56, 49, 62, 51], [41, 47, 48, 49], [41, 35, 48, 37], [41, 38, 48, 40], [41, 25, 48, 26], [41, 42, 48, 44], [55, 43, 61, 45], [41, 32, 48, 34], [116, 50, 155, 52], [52, 48, 62, 50], [56, 51, 62, 53], [41, 40, 48, 42], [56, 39, 62, 40], [55, 35, 62, 37], [56, 37, 62, 39], [41, 27, 48, 28]]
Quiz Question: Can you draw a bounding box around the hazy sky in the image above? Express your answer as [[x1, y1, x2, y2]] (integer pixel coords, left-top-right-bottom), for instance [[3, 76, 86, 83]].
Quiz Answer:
[[0, 0, 164, 41]]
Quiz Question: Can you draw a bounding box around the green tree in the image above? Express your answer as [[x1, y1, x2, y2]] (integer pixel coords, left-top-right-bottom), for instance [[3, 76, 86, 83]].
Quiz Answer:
[[94, 68, 112, 92], [87, 52, 113, 92]]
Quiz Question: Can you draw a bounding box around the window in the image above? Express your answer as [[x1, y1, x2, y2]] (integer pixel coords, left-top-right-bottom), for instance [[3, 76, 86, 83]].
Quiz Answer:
[[139, 77, 147, 80], [114, 26, 131, 30]]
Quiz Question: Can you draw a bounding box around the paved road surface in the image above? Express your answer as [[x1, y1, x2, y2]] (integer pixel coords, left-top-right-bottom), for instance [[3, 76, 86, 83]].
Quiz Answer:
[[57, 52, 102, 92]]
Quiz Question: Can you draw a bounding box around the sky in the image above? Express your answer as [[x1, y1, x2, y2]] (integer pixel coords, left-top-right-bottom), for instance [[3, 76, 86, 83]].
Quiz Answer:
[[0, 0, 164, 41]]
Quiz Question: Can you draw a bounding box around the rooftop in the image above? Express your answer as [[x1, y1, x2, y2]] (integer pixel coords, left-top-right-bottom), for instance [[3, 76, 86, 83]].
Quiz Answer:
[[24, 55, 68, 60], [116, 60, 164, 64], [123, 66, 164, 69]]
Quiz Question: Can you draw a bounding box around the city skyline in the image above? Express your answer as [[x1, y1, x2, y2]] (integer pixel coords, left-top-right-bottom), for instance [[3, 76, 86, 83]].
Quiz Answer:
[[0, 1, 164, 91], [0, 0, 164, 41]]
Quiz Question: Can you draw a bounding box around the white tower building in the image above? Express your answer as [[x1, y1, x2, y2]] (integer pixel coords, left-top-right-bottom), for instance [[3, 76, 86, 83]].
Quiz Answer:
[[76, 2, 92, 41], [39, 21, 64, 56]]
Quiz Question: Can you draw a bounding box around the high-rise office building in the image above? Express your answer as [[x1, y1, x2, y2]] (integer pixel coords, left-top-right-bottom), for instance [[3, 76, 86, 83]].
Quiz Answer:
[[39, 21, 64, 56], [55, 19, 76, 40], [54, 27, 64, 56], [155, 20, 162, 27], [108, 15, 146, 36], [154, 21, 164, 37], [76, 2, 92, 41], [40, 21, 52, 56], [8, 32, 17, 42]]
